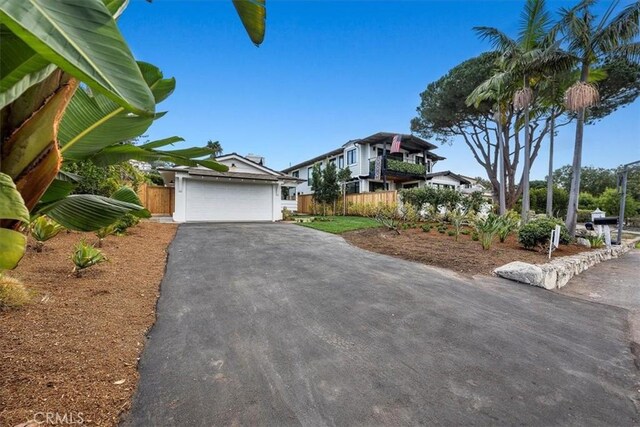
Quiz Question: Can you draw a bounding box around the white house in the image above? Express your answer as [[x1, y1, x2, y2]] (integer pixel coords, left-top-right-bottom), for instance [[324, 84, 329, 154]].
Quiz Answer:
[[281, 132, 446, 194], [158, 153, 300, 222]]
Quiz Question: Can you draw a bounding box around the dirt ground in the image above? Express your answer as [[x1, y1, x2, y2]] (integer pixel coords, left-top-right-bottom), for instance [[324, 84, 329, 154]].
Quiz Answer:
[[343, 226, 590, 276], [0, 221, 177, 427]]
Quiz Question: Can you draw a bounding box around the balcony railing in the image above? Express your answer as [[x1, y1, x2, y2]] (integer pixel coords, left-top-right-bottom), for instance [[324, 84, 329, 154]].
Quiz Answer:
[[369, 157, 426, 178]]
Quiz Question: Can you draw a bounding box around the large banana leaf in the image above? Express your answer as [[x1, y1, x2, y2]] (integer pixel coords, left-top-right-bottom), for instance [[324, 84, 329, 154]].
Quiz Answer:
[[0, 0, 154, 115], [232, 0, 266, 46], [0, 173, 29, 270], [0, 26, 57, 109], [38, 193, 149, 231], [58, 62, 174, 160], [111, 186, 151, 218]]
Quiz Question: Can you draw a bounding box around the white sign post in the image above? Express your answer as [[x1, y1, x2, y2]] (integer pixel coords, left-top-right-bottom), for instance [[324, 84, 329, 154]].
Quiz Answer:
[[548, 224, 561, 259]]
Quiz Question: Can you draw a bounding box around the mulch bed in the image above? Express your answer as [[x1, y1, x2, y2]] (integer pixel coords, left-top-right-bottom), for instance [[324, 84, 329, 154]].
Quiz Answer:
[[0, 221, 177, 427], [343, 226, 590, 276]]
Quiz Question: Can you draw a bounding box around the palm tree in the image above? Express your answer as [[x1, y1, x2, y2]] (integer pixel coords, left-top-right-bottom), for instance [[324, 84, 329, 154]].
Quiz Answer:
[[207, 140, 224, 158], [559, 0, 640, 236], [471, 0, 571, 221]]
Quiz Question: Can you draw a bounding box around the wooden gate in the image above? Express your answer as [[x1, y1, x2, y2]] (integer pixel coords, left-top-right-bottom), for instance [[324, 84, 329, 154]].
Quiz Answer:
[[138, 184, 174, 215]]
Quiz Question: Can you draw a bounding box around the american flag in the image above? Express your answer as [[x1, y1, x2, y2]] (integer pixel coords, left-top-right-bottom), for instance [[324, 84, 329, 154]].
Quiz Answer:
[[390, 134, 402, 153]]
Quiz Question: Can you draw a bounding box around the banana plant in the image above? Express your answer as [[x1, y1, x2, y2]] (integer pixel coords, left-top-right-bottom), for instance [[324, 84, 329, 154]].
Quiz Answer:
[[0, 0, 266, 269]]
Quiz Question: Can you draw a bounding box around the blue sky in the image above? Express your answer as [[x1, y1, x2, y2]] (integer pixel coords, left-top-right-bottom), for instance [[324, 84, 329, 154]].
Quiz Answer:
[[119, 0, 640, 179]]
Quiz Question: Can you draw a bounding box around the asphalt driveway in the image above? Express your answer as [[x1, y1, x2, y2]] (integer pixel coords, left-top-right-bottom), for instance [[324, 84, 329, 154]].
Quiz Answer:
[[125, 223, 639, 426]]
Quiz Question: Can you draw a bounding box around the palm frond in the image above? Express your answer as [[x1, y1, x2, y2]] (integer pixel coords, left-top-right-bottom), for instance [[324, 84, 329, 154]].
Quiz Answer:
[[473, 26, 518, 53], [593, 1, 640, 55], [610, 41, 640, 62], [466, 71, 512, 107], [519, 0, 552, 50]]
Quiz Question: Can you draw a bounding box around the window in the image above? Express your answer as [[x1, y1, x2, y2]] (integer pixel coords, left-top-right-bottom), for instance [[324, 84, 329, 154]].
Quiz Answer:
[[345, 180, 360, 194], [347, 148, 357, 165], [369, 181, 388, 192], [281, 187, 296, 201], [338, 155, 344, 169], [291, 170, 299, 178], [329, 158, 336, 166], [307, 167, 313, 185], [376, 148, 403, 162]]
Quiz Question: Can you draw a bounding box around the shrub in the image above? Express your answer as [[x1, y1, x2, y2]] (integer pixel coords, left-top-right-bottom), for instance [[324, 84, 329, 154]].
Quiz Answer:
[[113, 213, 140, 234], [471, 232, 479, 241], [373, 203, 403, 233], [71, 240, 107, 276], [30, 216, 64, 252], [460, 229, 471, 235], [399, 186, 461, 214], [474, 214, 501, 250], [518, 217, 571, 251], [496, 210, 521, 243], [578, 192, 598, 210], [461, 191, 485, 213], [447, 230, 456, 237], [421, 224, 432, 233], [0, 275, 31, 310], [576, 209, 592, 223], [597, 188, 639, 218], [348, 202, 377, 217], [586, 234, 604, 248], [281, 207, 294, 221]]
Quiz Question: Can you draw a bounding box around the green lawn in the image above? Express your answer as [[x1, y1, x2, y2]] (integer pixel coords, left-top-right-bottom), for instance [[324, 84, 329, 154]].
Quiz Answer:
[[297, 216, 380, 234]]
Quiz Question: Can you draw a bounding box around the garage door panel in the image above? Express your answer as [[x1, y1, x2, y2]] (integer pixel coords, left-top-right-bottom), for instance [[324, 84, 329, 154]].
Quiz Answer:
[[185, 180, 273, 222]]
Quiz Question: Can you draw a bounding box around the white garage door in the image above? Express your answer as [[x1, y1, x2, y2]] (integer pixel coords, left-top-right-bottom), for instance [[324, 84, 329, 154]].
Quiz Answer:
[[184, 179, 274, 222]]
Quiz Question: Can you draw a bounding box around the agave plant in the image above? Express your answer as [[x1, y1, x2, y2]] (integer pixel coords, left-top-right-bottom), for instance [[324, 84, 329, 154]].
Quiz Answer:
[[30, 216, 65, 252], [0, 0, 266, 269], [95, 223, 118, 248], [71, 240, 107, 277]]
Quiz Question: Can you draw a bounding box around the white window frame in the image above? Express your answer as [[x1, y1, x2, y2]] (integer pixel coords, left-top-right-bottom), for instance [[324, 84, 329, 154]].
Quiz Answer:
[[346, 148, 357, 165]]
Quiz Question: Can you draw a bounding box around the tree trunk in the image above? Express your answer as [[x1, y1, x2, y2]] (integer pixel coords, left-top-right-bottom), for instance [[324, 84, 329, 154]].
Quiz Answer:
[[546, 112, 555, 216], [496, 105, 506, 215], [566, 62, 590, 236], [521, 79, 531, 222]]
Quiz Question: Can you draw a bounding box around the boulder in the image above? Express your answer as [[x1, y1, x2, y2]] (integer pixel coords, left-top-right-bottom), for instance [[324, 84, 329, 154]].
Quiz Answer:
[[576, 237, 591, 248], [494, 262, 545, 288]]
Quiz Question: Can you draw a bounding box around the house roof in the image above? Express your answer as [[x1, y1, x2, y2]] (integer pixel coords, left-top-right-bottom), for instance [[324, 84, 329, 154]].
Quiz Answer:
[[425, 171, 471, 185], [160, 167, 280, 182], [281, 147, 345, 173], [215, 153, 287, 177], [281, 132, 444, 173]]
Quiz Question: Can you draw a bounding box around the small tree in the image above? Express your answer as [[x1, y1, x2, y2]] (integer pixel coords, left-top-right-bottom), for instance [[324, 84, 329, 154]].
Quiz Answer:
[[310, 163, 324, 215], [337, 168, 352, 216], [322, 162, 341, 215]]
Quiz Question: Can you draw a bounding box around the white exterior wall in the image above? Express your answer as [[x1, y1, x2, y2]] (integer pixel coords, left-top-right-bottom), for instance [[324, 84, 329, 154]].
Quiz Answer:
[[428, 175, 464, 189], [172, 172, 282, 222], [216, 158, 263, 174]]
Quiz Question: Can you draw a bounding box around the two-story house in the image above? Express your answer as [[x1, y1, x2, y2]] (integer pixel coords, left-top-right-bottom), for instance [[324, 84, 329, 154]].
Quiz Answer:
[[282, 132, 452, 194]]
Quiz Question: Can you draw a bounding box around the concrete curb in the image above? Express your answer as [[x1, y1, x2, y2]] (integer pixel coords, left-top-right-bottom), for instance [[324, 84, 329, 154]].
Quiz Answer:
[[494, 237, 640, 290]]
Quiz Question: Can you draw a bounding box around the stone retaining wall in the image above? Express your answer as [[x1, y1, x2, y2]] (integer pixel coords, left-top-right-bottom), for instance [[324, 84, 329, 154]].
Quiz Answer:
[[494, 238, 640, 290]]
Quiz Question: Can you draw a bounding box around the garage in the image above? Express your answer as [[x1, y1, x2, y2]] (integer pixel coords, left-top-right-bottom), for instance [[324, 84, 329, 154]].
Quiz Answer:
[[184, 179, 275, 222], [158, 153, 301, 223]]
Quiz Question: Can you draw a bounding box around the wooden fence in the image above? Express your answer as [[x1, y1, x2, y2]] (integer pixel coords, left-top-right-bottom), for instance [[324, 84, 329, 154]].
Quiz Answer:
[[297, 190, 398, 214], [138, 184, 174, 215]]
